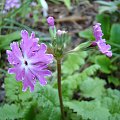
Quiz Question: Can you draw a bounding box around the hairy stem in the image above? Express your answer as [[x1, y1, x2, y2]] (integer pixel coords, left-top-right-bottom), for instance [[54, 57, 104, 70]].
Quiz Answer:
[[57, 59, 65, 120]]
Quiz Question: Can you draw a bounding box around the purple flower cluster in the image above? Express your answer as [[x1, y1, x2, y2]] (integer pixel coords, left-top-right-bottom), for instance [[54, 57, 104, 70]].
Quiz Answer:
[[93, 23, 112, 57], [6, 30, 53, 92], [5, 0, 21, 11]]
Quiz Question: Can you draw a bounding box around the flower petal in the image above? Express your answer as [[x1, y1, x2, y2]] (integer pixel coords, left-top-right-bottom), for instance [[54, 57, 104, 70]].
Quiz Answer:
[[22, 69, 35, 92], [39, 43, 47, 53], [106, 51, 112, 57], [6, 42, 23, 65], [8, 64, 25, 81], [30, 53, 53, 65]]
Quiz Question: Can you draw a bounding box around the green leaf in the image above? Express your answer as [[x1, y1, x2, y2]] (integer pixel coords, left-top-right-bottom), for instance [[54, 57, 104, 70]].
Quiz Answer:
[[5, 74, 32, 102], [63, 0, 71, 10], [109, 114, 120, 120], [101, 89, 120, 116], [98, 6, 117, 14], [80, 77, 106, 99], [0, 31, 21, 50], [34, 85, 61, 120], [96, 1, 118, 13], [66, 109, 82, 120], [107, 88, 120, 99], [110, 23, 120, 45], [65, 100, 110, 120], [95, 55, 112, 74], [24, 102, 38, 120], [62, 64, 100, 100], [70, 41, 91, 53], [47, 0, 61, 4], [81, 64, 100, 78], [0, 103, 35, 120], [0, 104, 22, 120], [96, 1, 114, 6], [108, 76, 120, 86], [4, 74, 38, 120], [96, 14, 110, 39], [79, 28, 95, 40], [62, 51, 87, 74], [62, 73, 80, 100]]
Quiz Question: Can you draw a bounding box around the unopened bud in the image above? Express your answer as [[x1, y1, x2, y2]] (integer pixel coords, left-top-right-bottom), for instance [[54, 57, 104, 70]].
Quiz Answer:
[[57, 30, 67, 36], [47, 16, 55, 27]]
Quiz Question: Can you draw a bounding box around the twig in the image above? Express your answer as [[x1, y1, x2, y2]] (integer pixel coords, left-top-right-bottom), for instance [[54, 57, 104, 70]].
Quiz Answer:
[[56, 16, 87, 23]]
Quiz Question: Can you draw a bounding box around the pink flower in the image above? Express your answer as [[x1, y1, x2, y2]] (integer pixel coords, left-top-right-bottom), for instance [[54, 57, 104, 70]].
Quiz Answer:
[[93, 23, 103, 42], [93, 23, 112, 57], [6, 30, 53, 92], [97, 41, 112, 57]]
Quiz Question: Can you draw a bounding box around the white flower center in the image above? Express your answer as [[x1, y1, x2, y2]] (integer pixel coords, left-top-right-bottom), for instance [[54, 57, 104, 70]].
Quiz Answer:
[[21, 55, 32, 72]]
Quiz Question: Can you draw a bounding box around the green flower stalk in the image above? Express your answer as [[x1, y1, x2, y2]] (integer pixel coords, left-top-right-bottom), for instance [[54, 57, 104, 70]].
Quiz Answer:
[[47, 16, 68, 119], [47, 16, 92, 119]]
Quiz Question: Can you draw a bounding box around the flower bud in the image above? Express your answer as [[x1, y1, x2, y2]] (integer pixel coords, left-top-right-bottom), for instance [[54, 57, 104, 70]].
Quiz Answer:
[[47, 16, 55, 27], [57, 30, 67, 36], [91, 41, 97, 46]]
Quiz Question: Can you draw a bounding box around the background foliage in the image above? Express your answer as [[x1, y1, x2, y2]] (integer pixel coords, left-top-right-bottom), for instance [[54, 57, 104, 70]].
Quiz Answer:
[[0, 0, 120, 120]]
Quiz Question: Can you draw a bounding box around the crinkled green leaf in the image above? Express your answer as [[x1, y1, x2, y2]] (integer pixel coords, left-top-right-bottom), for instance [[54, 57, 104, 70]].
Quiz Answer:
[[62, 73, 80, 100], [81, 64, 100, 78], [80, 77, 106, 99], [23, 102, 38, 120], [109, 113, 120, 120], [34, 85, 61, 120], [62, 51, 87, 74], [101, 89, 120, 118], [5, 74, 32, 102], [0, 104, 22, 120], [65, 101, 110, 120], [62, 64, 100, 100]]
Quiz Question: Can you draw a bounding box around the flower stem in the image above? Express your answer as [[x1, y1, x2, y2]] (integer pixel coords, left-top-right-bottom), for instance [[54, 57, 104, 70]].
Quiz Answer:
[[57, 59, 65, 120]]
